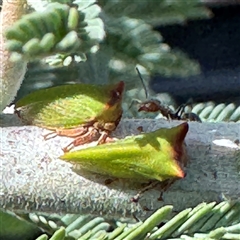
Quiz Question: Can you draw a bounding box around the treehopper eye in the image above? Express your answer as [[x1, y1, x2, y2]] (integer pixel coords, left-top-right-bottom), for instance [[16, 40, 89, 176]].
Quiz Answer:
[[61, 122, 189, 189], [15, 81, 125, 152]]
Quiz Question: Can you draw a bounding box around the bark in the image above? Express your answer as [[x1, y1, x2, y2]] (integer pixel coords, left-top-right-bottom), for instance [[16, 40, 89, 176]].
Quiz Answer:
[[0, 0, 28, 111], [1, 114, 239, 219]]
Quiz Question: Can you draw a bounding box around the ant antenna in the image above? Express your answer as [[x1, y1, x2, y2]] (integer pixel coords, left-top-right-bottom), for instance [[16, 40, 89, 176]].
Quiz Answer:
[[136, 67, 148, 99]]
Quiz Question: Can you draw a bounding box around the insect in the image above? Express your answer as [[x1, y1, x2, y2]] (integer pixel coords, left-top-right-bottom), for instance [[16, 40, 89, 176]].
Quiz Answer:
[[61, 122, 189, 186], [134, 68, 201, 122], [15, 81, 125, 152], [176, 104, 202, 122]]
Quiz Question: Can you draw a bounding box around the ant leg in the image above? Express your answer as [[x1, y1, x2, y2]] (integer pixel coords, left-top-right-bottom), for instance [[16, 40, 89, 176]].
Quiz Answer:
[[173, 104, 186, 120], [128, 99, 142, 110]]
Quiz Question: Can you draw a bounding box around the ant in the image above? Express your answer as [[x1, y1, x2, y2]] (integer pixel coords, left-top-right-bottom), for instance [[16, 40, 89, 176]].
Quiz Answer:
[[131, 67, 202, 122]]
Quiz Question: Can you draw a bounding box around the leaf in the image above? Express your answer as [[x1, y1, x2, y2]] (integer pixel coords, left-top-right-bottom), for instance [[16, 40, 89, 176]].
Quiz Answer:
[[5, 2, 105, 61], [99, 0, 211, 26]]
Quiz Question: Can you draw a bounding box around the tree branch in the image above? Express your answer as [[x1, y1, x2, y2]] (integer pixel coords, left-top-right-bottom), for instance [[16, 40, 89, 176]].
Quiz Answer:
[[0, 0, 28, 111], [1, 114, 240, 219]]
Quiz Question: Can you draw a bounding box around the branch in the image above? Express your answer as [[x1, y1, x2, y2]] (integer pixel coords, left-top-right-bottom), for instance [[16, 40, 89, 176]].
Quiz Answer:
[[0, 0, 28, 111], [1, 114, 240, 219]]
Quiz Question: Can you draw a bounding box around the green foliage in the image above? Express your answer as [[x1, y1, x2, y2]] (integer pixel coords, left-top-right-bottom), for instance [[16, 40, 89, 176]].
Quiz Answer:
[[68, 0, 210, 86], [0, 210, 42, 240], [99, 0, 211, 26], [193, 102, 240, 122], [104, 16, 201, 81], [2, 201, 240, 240], [4, 0, 210, 87], [5, 1, 104, 62]]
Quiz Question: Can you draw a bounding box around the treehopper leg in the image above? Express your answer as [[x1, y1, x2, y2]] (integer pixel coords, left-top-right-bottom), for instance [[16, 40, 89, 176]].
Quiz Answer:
[[131, 181, 159, 203], [97, 130, 118, 145], [43, 126, 88, 140], [62, 127, 100, 152], [131, 179, 178, 203], [43, 131, 58, 140]]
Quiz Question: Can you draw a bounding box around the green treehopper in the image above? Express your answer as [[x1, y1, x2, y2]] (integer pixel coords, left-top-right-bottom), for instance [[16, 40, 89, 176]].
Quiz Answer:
[[61, 122, 189, 198], [15, 81, 125, 152]]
